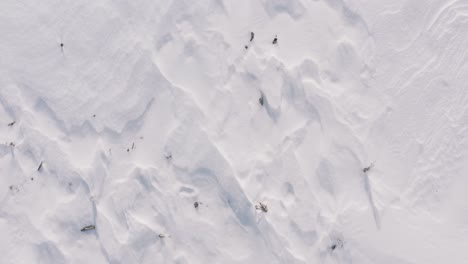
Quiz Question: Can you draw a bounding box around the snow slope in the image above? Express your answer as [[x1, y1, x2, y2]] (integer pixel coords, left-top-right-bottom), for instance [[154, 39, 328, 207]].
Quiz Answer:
[[1, 0, 468, 263]]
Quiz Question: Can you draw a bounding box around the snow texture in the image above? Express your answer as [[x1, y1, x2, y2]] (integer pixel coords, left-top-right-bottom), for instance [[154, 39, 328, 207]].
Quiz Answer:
[[1, 0, 468, 263]]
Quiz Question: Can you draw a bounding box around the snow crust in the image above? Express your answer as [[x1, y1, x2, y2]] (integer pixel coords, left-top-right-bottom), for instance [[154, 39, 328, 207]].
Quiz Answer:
[[1, 0, 468, 263]]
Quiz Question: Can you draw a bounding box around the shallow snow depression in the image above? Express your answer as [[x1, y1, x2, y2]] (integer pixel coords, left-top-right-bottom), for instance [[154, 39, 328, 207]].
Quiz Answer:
[[1, 0, 468, 263]]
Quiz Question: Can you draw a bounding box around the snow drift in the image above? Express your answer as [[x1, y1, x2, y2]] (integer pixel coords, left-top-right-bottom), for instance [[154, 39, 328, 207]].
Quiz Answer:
[[1, 0, 468, 263]]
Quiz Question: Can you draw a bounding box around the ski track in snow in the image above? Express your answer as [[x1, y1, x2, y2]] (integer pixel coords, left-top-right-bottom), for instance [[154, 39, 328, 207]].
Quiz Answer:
[[0, 0, 468, 263]]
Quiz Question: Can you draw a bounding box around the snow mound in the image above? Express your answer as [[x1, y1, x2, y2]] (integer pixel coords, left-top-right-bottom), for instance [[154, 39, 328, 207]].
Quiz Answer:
[[1, 0, 468, 263]]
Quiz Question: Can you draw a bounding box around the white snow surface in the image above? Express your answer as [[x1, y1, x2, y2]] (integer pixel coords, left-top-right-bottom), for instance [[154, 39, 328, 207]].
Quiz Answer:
[[1, 0, 468, 263]]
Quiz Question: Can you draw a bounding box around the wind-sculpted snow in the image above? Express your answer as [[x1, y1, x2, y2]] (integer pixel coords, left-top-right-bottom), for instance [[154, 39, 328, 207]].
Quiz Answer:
[[1, 0, 468, 263]]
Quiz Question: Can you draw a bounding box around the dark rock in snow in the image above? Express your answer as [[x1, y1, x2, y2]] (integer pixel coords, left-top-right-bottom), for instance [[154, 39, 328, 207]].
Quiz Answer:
[[81, 225, 95, 232]]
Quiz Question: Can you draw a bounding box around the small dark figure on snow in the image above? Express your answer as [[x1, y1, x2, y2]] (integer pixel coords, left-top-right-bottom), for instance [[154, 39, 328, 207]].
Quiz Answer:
[[272, 35, 278, 44], [60, 43, 64, 47], [363, 162, 375, 173], [255, 202, 268, 213], [250, 32, 255, 42], [81, 225, 95, 232], [259, 95, 264, 106], [165, 152, 172, 161], [245, 45, 248, 50], [330, 238, 343, 251], [37, 161, 44, 172], [7, 121, 15, 127]]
